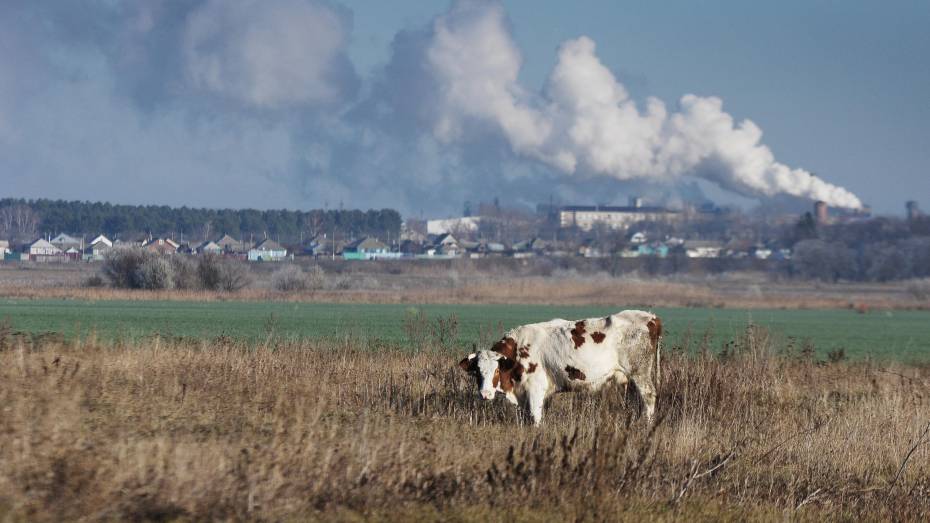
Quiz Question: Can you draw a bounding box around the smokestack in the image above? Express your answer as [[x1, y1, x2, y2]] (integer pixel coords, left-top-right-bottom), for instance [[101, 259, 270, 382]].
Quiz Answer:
[[629, 196, 643, 209], [906, 201, 920, 221], [814, 201, 829, 224]]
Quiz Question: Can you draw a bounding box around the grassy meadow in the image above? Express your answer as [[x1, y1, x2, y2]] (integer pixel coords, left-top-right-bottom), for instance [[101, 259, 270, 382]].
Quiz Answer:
[[1, 298, 929, 361], [0, 327, 928, 521]]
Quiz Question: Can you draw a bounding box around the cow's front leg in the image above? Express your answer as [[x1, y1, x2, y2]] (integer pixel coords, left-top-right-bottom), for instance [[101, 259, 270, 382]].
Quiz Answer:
[[523, 376, 550, 426], [527, 389, 545, 426]]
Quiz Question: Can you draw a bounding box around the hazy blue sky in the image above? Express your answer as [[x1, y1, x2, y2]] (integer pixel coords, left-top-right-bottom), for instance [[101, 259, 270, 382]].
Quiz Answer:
[[1, 0, 927, 216]]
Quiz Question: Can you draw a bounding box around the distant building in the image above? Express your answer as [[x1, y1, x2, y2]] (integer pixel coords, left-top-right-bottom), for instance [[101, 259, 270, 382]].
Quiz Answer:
[[248, 239, 287, 261], [215, 234, 251, 255], [684, 240, 724, 258], [907, 201, 921, 221], [86, 235, 113, 260], [559, 205, 679, 231], [0, 240, 9, 255], [196, 240, 223, 255], [427, 216, 482, 235], [343, 237, 400, 260], [89, 234, 112, 248], [26, 239, 64, 261], [50, 233, 82, 251], [142, 238, 179, 255]]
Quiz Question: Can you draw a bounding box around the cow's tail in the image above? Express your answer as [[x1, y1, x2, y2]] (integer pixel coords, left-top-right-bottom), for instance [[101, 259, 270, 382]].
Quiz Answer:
[[648, 315, 662, 389]]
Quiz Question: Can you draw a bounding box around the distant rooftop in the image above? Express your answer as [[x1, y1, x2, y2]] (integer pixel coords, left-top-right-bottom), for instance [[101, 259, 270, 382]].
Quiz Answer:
[[560, 205, 677, 213]]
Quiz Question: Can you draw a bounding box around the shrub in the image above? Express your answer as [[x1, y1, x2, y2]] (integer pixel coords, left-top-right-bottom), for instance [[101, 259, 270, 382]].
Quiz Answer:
[[170, 256, 199, 290], [82, 274, 106, 288], [101, 248, 148, 288], [304, 265, 325, 290], [134, 256, 175, 290], [216, 261, 251, 292], [197, 255, 251, 292], [272, 265, 310, 292]]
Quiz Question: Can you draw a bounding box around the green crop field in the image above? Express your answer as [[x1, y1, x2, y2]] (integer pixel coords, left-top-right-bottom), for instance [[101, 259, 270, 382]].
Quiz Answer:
[[0, 298, 928, 362]]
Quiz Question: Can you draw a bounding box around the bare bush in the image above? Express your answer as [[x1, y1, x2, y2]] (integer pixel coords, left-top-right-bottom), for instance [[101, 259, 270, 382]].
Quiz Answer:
[[304, 265, 325, 290], [101, 248, 148, 288], [198, 255, 251, 292], [908, 280, 930, 301], [216, 260, 251, 292], [135, 256, 174, 290], [272, 265, 310, 292], [170, 256, 198, 290], [82, 274, 105, 288]]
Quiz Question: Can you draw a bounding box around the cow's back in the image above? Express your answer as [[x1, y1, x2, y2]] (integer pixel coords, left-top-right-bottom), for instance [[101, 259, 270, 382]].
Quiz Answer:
[[507, 310, 660, 391]]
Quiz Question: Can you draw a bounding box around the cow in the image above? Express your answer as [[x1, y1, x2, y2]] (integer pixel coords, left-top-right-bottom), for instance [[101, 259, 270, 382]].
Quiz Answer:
[[458, 310, 662, 426]]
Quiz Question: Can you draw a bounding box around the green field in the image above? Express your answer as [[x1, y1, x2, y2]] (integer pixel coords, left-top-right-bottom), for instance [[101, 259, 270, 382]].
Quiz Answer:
[[0, 298, 928, 362]]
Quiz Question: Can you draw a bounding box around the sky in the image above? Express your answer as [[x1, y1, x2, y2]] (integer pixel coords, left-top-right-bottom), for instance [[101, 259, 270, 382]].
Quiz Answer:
[[1, 0, 927, 217]]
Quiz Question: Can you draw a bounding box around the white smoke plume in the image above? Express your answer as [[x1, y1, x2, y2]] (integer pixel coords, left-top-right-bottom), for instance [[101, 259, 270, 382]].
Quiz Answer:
[[183, 0, 356, 108], [422, 1, 862, 208]]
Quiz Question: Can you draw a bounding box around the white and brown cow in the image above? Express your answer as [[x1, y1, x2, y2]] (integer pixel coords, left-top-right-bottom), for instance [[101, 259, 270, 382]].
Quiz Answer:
[[459, 310, 662, 426]]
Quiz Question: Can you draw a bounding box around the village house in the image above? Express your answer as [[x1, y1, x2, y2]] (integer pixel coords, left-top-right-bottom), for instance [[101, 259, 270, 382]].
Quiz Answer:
[[0, 240, 9, 256], [306, 235, 346, 258], [343, 237, 399, 260], [50, 233, 82, 252], [196, 240, 223, 255], [248, 239, 287, 261], [142, 237, 180, 255], [86, 235, 113, 260], [684, 240, 724, 258], [26, 239, 63, 262], [215, 234, 252, 256]]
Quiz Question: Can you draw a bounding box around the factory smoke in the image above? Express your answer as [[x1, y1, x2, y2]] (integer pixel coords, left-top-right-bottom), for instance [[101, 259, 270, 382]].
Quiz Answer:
[[420, 1, 862, 209], [0, 0, 865, 213]]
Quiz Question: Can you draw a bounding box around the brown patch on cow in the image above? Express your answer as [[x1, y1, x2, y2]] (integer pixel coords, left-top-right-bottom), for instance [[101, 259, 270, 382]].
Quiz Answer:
[[458, 356, 475, 371], [492, 368, 501, 388], [518, 347, 530, 359], [565, 365, 586, 381], [570, 320, 587, 348], [497, 358, 523, 390], [647, 316, 663, 349], [591, 331, 606, 343], [491, 337, 518, 360], [527, 363, 538, 373]]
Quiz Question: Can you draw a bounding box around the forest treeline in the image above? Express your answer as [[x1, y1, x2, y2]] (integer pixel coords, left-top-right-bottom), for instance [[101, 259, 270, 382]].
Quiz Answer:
[[0, 198, 402, 243]]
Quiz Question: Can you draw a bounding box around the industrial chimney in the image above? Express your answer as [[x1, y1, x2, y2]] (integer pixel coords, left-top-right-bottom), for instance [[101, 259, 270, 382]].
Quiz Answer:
[[906, 201, 921, 221], [814, 201, 829, 224], [629, 196, 643, 209]]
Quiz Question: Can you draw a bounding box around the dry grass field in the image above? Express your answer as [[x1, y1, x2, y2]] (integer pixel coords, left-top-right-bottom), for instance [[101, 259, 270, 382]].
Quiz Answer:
[[3, 261, 930, 310], [1, 326, 929, 521]]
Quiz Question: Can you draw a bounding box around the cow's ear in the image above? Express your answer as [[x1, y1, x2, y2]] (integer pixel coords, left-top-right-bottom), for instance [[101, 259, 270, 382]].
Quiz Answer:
[[499, 357, 524, 381], [458, 353, 476, 371], [497, 357, 514, 371]]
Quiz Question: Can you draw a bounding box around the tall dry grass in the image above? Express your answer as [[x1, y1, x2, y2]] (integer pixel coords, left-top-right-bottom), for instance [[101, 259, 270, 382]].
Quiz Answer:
[[0, 326, 928, 521], [0, 276, 926, 310]]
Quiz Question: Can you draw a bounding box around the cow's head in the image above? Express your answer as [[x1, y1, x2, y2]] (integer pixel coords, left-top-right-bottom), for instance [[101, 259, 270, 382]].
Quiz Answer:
[[458, 350, 522, 401]]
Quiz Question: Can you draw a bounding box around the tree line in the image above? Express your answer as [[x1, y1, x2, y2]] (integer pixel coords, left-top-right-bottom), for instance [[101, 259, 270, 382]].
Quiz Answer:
[[0, 198, 402, 244]]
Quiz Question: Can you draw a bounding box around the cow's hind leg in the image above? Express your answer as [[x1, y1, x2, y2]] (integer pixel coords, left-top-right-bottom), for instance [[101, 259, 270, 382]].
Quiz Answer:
[[633, 378, 657, 423]]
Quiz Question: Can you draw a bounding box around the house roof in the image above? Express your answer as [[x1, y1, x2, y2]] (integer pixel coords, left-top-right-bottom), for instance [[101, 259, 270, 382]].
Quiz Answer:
[[560, 205, 676, 214], [90, 235, 112, 247], [434, 233, 458, 246], [50, 233, 81, 245], [29, 239, 61, 251], [346, 237, 387, 251], [253, 239, 285, 251]]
